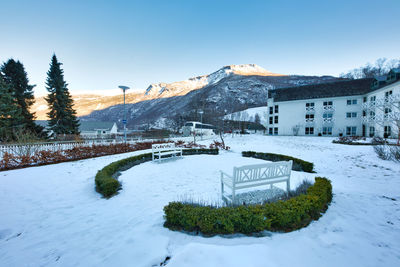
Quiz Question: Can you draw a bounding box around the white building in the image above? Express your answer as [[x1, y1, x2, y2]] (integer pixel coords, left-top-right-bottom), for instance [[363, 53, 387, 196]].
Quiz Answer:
[[266, 68, 400, 138], [35, 121, 119, 139], [79, 122, 118, 139]]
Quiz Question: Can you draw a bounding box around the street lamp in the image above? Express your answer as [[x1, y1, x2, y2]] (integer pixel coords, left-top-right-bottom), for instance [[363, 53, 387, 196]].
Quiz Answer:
[[199, 110, 204, 140], [119, 85, 130, 143]]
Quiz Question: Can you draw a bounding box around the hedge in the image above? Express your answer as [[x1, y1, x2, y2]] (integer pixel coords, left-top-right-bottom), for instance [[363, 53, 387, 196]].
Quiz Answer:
[[242, 151, 314, 173], [163, 177, 332, 235], [95, 148, 219, 198]]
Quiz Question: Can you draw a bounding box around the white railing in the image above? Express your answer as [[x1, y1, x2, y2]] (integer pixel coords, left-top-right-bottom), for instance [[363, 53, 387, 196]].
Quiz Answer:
[[0, 139, 138, 158], [305, 119, 315, 124], [322, 106, 334, 112], [305, 107, 315, 112], [322, 118, 334, 124]]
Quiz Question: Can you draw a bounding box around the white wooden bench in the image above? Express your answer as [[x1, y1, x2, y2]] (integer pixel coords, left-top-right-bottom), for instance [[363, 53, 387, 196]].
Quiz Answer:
[[220, 161, 293, 204], [152, 143, 182, 162]]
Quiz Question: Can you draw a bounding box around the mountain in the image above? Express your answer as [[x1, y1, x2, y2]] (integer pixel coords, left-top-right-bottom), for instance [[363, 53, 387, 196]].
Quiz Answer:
[[144, 64, 284, 98], [32, 64, 282, 120], [80, 67, 344, 129]]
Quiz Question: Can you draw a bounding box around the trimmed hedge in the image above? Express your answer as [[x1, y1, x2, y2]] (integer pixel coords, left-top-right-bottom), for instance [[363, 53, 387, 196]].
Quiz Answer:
[[242, 151, 314, 173], [95, 148, 219, 198], [163, 177, 332, 235]]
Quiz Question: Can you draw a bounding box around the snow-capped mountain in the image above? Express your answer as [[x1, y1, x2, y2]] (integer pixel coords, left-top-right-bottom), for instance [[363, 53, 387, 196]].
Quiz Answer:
[[144, 64, 284, 97]]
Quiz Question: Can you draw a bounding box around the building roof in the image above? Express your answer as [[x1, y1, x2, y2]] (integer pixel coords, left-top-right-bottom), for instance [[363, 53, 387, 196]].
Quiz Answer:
[[268, 78, 374, 102], [374, 75, 387, 82], [391, 68, 400, 74], [35, 121, 116, 132]]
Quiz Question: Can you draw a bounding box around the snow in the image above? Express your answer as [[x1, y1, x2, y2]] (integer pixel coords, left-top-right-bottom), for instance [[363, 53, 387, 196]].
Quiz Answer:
[[1, 135, 400, 267]]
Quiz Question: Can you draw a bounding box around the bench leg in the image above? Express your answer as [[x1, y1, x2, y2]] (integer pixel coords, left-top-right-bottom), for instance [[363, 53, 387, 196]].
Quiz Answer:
[[287, 180, 290, 195]]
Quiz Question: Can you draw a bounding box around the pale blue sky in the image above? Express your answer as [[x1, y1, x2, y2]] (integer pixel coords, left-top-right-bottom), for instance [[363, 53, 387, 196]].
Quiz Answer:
[[1, 0, 399, 95]]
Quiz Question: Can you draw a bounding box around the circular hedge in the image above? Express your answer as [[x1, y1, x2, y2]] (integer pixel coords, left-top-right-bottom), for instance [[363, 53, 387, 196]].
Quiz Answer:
[[163, 177, 332, 235]]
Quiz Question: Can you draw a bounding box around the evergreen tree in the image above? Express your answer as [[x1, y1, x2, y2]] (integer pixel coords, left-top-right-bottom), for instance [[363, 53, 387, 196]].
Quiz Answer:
[[1, 59, 45, 136], [45, 54, 80, 136], [0, 74, 24, 141]]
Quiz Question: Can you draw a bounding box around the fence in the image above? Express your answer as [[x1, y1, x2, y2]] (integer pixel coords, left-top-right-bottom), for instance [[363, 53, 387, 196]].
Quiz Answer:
[[0, 134, 217, 159]]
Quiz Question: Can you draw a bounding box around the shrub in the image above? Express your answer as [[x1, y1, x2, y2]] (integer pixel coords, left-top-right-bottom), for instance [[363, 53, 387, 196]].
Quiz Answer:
[[242, 151, 314, 173], [95, 149, 219, 198], [163, 177, 332, 235], [374, 145, 391, 160]]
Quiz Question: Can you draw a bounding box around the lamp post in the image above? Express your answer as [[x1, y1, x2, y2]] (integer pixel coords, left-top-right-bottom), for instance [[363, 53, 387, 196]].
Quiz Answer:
[[199, 110, 204, 140], [119, 85, 130, 143]]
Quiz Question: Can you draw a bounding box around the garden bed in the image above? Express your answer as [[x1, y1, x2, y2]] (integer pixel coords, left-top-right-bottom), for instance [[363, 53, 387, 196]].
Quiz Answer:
[[163, 177, 332, 235], [95, 148, 219, 198]]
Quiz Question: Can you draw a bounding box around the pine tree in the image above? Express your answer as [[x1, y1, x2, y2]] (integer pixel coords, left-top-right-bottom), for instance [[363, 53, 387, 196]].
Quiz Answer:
[[0, 74, 24, 141], [1, 59, 45, 136], [45, 54, 80, 136]]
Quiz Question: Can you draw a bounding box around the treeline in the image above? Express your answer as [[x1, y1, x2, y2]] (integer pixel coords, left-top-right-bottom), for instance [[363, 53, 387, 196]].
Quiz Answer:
[[340, 58, 400, 79], [0, 54, 79, 142]]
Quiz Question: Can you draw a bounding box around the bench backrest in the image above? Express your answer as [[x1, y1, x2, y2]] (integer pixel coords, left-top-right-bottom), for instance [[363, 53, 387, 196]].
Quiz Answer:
[[233, 161, 292, 184], [152, 143, 175, 152]]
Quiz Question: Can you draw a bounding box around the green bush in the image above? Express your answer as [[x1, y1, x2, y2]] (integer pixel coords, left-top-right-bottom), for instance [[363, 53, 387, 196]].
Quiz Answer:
[[242, 151, 314, 173], [163, 177, 332, 235], [95, 149, 219, 198]]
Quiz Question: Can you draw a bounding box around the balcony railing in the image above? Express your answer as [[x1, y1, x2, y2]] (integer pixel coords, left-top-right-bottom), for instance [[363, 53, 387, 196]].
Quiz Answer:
[[322, 105, 334, 112], [305, 106, 315, 112], [322, 118, 334, 124], [305, 119, 315, 124]]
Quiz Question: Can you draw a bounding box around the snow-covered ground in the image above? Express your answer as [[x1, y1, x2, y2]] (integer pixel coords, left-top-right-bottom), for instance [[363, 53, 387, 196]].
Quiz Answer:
[[1, 135, 399, 267]]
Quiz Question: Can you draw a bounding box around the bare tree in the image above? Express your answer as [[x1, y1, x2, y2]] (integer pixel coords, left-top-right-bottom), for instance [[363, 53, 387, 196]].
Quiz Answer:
[[254, 113, 261, 124], [340, 58, 400, 79], [362, 93, 400, 143]]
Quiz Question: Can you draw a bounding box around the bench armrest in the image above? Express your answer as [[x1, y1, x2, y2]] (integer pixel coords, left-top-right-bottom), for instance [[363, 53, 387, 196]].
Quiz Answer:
[[220, 171, 232, 179]]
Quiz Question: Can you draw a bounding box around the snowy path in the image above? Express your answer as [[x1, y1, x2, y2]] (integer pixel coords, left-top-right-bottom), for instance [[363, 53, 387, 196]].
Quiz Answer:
[[0, 136, 399, 267]]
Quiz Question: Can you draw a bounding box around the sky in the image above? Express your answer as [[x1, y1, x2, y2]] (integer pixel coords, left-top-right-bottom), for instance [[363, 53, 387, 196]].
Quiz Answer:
[[1, 0, 399, 96]]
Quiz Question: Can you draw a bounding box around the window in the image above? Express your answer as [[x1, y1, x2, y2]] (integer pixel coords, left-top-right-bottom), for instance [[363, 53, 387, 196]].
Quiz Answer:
[[305, 114, 314, 119], [347, 99, 358, 105], [305, 127, 314, 135], [384, 108, 392, 118], [185, 122, 193, 127], [323, 101, 333, 106], [322, 127, 332, 135], [274, 127, 278, 135], [274, 105, 279, 113], [346, 112, 357, 118], [363, 97, 367, 103], [346, 126, 357, 136], [369, 127, 375, 137], [384, 126, 391, 138], [274, 116, 278, 124], [385, 90, 393, 97], [370, 96, 376, 102], [269, 107, 273, 115], [323, 113, 333, 119], [269, 116, 273, 125], [306, 102, 315, 110], [370, 111, 375, 117], [362, 110, 366, 117], [269, 128, 273, 135]]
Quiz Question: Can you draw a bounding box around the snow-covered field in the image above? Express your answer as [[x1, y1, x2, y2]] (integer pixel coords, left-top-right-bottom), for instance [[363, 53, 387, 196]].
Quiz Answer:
[[1, 135, 399, 267]]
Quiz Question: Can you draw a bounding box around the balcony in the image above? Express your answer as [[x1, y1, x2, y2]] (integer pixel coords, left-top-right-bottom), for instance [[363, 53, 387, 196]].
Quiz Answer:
[[322, 105, 334, 112], [322, 118, 334, 125], [305, 119, 315, 124], [305, 106, 315, 112]]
